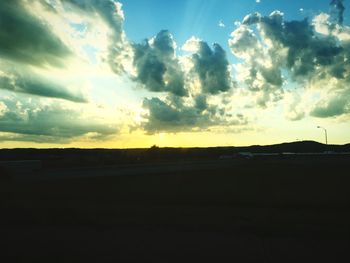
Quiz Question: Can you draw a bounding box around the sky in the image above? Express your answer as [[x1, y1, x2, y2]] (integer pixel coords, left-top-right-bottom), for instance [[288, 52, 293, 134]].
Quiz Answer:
[[0, 0, 350, 148]]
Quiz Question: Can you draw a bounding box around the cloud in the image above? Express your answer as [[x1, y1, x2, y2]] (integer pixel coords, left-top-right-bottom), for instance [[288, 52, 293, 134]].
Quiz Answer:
[[0, 95, 118, 142], [192, 41, 232, 94], [194, 94, 208, 112], [0, 65, 88, 103], [240, 10, 345, 80], [133, 33, 238, 133], [330, 0, 345, 25], [311, 88, 350, 118], [0, 0, 96, 103], [218, 20, 225, 28], [313, 13, 333, 35], [229, 24, 261, 60], [229, 22, 284, 107], [141, 95, 248, 134], [133, 32, 232, 97], [131, 33, 239, 133], [230, 8, 350, 112], [0, 132, 70, 144], [311, 97, 349, 118], [132, 30, 187, 96], [60, 0, 131, 74], [0, 0, 71, 67], [182, 36, 202, 53], [0, 101, 8, 117], [313, 12, 350, 42], [284, 91, 306, 121]]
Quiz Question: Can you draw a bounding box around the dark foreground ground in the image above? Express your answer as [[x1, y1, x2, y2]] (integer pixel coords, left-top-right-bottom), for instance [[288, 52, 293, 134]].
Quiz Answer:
[[1, 155, 350, 262]]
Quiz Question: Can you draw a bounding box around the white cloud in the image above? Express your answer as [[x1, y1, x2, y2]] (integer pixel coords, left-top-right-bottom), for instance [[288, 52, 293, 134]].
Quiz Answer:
[[0, 101, 8, 117], [218, 20, 225, 28], [313, 13, 332, 35], [313, 12, 350, 41], [182, 36, 202, 52]]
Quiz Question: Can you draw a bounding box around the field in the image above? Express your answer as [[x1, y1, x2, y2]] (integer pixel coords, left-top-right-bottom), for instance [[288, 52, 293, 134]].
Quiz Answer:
[[1, 149, 350, 262]]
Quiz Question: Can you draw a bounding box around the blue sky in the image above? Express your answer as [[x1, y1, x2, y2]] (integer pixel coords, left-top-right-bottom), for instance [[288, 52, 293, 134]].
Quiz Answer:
[[0, 0, 349, 148], [122, 0, 345, 52]]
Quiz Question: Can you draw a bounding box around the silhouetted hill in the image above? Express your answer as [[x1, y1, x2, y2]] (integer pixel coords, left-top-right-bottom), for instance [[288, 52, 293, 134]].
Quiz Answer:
[[235, 140, 330, 153], [0, 141, 349, 169]]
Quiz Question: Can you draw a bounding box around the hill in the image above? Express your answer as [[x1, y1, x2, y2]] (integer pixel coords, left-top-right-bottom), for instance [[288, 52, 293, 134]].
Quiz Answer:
[[0, 140, 349, 169]]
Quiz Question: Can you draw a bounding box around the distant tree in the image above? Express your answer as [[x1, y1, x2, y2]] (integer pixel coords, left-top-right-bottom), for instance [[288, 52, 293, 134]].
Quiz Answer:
[[150, 145, 159, 150]]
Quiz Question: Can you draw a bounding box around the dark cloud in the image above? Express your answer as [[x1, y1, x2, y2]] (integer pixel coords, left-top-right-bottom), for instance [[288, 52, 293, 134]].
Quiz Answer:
[[284, 20, 342, 78], [0, 133, 70, 144], [260, 66, 283, 87], [132, 33, 237, 132], [330, 0, 345, 25], [0, 96, 117, 141], [241, 11, 345, 80], [311, 89, 350, 118], [0, 66, 88, 103], [192, 42, 232, 94], [132, 30, 187, 96], [141, 96, 247, 134], [194, 94, 208, 112], [0, 0, 71, 67]]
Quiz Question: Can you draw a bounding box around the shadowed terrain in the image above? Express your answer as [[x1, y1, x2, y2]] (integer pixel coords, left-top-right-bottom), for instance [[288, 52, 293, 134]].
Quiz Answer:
[[1, 142, 350, 262]]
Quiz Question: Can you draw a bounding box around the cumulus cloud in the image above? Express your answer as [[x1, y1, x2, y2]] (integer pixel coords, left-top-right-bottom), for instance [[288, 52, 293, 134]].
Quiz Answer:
[[229, 6, 350, 115], [141, 96, 247, 134], [192, 41, 232, 95], [229, 24, 261, 60], [229, 20, 284, 107], [239, 10, 346, 81], [0, 95, 118, 142], [133, 31, 233, 97], [0, 0, 71, 67], [131, 32, 238, 133], [132, 30, 187, 96], [313, 12, 350, 42], [182, 36, 202, 53]]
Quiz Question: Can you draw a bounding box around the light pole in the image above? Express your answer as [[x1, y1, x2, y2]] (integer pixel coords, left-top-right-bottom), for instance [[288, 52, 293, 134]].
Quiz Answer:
[[317, 126, 328, 145]]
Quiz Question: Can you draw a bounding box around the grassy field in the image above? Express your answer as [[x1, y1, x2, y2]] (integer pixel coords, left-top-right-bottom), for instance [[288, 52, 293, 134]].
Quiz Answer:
[[1, 156, 350, 262]]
